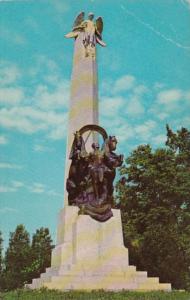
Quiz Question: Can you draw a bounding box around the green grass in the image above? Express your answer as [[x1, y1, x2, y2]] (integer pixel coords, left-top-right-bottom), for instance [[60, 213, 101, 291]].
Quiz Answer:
[[0, 289, 190, 300]]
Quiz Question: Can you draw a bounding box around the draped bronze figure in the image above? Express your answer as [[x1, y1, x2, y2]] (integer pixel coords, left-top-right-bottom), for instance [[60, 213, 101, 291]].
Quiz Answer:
[[66, 125, 123, 221]]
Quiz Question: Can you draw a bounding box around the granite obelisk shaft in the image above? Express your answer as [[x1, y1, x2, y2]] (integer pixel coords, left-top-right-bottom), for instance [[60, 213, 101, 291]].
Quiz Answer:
[[64, 33, 99, 205]]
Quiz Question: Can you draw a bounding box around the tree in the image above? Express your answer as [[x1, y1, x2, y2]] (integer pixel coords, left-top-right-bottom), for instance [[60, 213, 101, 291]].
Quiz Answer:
[[0, 231, 4, 291], [0, 231, 3, 273], [28, 227, 54, 281], [0, 225, 54, 291], [116, 126, 190, 290], [3, 224, 31, 290], [166, 124, 190, 159]]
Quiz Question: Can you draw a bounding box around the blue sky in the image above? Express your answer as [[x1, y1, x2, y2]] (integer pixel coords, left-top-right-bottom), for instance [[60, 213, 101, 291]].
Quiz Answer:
[[0, 0, 190, 251]]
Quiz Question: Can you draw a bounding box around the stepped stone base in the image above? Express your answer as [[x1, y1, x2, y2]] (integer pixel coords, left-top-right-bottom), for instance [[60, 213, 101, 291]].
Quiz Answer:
[[27, 207, 171, 291]]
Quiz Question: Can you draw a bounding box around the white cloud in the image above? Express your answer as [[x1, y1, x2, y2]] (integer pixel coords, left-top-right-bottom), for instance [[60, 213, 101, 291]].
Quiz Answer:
[[100, 114, 135, 153], [0, 162, 22, 169], [153, 82, 165, 90], [0, 59, 69, 140], [34, 144, 45, 152], [28, 182, 62, 197], [0, 87, 24, 105], [114, 124, 134, 143], [0, 178, 61, 198], [35, 81, 70, 110], [157, 112, 169, 120], [100, 96, 150, 151], [99, 75, 151, 148], [48, 126, 67, 140], [182, 0, 190, 7], [47, 190, 62, 197], [0, 27, 26, 45], [157, 89, 183, 104], [100, 76, 147, 118], [29, 183, 45, 194], [0, 135, 8, 145], [0, 107, 47, 133], [113, 75, 136, 94], [133, 85, 148, 95], [185, 91, 190, 100], [0, 56, 70, 141], [151, 134, 166, 146], [0, 185, 16, 193], [101, 75, 147, 98], [12, 180, 24, 188], [126, 95, 145, 115], [33, 144, 53, 152], [0, 207, 18, 213], [149, 88, 190, 123], [182, 116, 190, 127], [0, 106, 68, 139], [101, 116, 126, 130], [100, 96, 124, 117], [0, 61, 21, 86], [29, 56, 59, 78], [0, 181, 24, 193], [135, 120, 157, 141], [51, 0, 70, 13]]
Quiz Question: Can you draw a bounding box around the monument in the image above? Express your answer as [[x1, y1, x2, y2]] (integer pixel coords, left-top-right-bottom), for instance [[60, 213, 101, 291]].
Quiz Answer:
[[28, 12, 171, 291]]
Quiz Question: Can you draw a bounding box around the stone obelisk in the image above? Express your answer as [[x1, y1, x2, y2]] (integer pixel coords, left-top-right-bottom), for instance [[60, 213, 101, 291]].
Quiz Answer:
[[67, 32, 98, 146], [64, 13, 101, 205]]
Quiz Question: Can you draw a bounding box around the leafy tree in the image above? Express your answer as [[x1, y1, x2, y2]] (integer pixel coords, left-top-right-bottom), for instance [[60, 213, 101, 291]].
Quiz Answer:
[[116, 127, 190, 290], [28, 227, 54, 281], [0, 230, 4, 291], [166, 125, 190, 158], [0, 231, 3, 273], [3, 224, 31, 290], [0, 225, 54, 291]]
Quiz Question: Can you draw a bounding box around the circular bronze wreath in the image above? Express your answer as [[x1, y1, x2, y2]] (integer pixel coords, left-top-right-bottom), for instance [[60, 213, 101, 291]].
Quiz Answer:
[[79, 124, 108, 142]]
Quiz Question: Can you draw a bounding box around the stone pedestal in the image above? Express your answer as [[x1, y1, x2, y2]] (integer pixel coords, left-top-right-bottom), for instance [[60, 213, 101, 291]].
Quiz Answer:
[[27, 207, 171, 291]]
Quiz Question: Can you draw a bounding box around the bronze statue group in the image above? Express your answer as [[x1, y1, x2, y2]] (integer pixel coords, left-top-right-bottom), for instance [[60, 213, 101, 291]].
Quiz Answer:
[[66, 126, 123, 222]]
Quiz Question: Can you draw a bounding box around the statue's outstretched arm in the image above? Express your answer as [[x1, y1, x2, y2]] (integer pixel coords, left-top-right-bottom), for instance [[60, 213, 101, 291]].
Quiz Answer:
[[73, 22, 86, 31]]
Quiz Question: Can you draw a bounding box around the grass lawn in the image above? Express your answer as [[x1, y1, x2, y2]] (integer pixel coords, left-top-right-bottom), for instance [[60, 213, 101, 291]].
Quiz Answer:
[[0, 289, 190, 300]]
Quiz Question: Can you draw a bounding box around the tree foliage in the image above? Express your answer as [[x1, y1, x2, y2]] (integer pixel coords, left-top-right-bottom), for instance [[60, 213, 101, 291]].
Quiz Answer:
[[29, 227, 54, 281], [0, 225, 54, 291], [116, 126, 190, 290], [2, 225, 31, 290], [0, 231, 3, 273]]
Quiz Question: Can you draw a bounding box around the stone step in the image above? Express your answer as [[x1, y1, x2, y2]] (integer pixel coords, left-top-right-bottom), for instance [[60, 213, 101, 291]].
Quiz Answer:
[[41, 264, 137, 277], [29, 272, 171, 292], [43, 277, 139, 291], [29, 266, 147, 290], [49, 266, 143, 282], [43, 275, 171, 291], [47, 271, 147, 289], [31, 278, 43, 289], [146, 277, 159, 284], [138, 279, 171, 291]]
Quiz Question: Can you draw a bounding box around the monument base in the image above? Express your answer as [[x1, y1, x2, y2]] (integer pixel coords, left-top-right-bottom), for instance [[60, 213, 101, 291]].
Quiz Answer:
[[27, 207, 171, 291]]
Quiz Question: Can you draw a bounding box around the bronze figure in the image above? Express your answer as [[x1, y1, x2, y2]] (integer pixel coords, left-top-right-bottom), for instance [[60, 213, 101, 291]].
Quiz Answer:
[[65, 12, 106, 57], [66, 125, 124, 222]]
